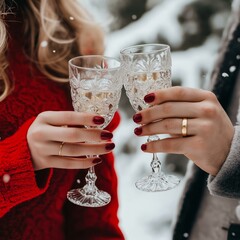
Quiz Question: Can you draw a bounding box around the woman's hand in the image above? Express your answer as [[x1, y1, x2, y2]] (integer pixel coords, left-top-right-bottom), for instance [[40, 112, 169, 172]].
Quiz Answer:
[[27, 111, 115, 171], [133, 86, 234, 176]]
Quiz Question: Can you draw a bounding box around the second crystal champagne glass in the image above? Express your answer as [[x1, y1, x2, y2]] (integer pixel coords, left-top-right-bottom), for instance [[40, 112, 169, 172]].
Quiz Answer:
[[120, 44, 180, 192], [67, 55, 122, 207]]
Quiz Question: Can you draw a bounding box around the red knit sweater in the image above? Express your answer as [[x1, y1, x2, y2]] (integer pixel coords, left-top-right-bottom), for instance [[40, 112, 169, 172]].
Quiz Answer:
[[0, 10, 124, 240]]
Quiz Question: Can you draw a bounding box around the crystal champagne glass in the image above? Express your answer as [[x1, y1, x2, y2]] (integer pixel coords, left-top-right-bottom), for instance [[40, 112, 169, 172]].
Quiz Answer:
[[67, 55, 122, 207], [120, 44, 180, 192]]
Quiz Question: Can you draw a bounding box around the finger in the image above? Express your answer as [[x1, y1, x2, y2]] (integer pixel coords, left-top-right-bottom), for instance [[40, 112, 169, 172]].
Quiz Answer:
[[43, 126, 113, 143], [144, 86, 216, 105], [135, 118, 197, 136], [141, 136, 193, 154], [49, 156, 102, 169], [134, 95, 220, 125], [135, 102, 201, 124], [138, 118, 211, 138], [38, 111, 105, 127], [51, 142, 115, 157]]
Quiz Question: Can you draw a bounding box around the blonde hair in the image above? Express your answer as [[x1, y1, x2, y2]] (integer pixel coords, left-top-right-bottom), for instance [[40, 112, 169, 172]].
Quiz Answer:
[[0, 0, 104, 101]]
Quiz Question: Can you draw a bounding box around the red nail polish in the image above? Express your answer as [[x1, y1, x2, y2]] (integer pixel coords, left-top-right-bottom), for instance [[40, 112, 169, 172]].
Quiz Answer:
[[134, 127, 142, 136], [93, 116, 105, 125], [93, 158, 102, 164], [133, 113, 142, 123], [101, 132, 113, 140], [105, 143, 115, 150], [144, 93, 155, 103], [141, 144, 147, 151]]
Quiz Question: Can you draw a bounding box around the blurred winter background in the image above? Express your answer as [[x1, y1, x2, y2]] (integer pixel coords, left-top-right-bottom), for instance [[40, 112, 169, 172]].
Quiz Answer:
[[82, 0, 232, 239]]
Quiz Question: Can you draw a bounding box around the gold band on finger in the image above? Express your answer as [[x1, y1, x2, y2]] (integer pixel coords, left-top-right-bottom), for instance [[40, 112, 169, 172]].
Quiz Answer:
[[181, 118, 188, 137], [58, 142, 65, 156]]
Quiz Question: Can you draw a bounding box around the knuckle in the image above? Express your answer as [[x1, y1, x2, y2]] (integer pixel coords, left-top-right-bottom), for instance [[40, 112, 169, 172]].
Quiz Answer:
[[144, 124, 153, 135], [66, 128, 79, 141], [64, 111, 76, 123], [28, 126, 44, 141], [69, 145, 80, 156], [174, 86, 186, 99], [162, 119, 171, 131], [160, 140, 173, 152], [203, 91, 217, 101], [147, 111, 154, 121], [200, 103, 217, 118], [148, 142, 157, 152], [161, 102, 172, 115], [37, 111, 51, 122]]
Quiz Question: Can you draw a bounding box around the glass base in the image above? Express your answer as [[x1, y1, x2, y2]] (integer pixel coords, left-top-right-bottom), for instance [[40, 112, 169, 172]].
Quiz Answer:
[[135, 173, 180, 192], [67, 188, 111, 207]]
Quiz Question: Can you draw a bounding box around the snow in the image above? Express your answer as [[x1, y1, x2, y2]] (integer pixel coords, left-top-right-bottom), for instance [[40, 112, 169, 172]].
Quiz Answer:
[[171, 37, 219, 88], [105, 0, 198, 55]]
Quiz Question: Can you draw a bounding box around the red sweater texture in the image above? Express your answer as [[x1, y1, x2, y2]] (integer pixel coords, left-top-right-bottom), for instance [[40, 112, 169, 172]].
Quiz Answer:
[[0, 11, 124, 240]]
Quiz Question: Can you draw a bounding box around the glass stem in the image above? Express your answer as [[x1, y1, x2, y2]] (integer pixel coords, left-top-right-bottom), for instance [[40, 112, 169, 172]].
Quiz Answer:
[[151, 153, 161, 174], [83, 165, 98, 195], [147, 135, 162, 174]]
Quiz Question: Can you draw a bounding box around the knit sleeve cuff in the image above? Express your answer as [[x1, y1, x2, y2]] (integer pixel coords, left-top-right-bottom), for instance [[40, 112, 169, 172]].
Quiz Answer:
[[207, 125, 240, 198], [0, 117, 53, 217]]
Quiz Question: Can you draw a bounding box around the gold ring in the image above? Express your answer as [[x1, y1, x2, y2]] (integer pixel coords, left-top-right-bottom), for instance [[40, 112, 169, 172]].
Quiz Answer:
[[182, 118, 188, 137], [58, 142, 65, 156]]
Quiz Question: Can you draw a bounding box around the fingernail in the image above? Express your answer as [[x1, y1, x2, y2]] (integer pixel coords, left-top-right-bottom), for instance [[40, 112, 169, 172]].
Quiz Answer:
[[105, 143, 115, 151], [144, 93, 155, 103], [134, 127, 142, 136], [101, 132, 113, 140], [141, 144, 147, 151], [133, 113, 142, 123], [93, 116, 105, 125], [93, 158, 102, 164]]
